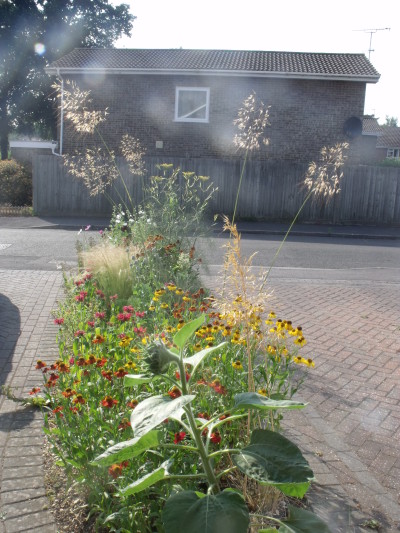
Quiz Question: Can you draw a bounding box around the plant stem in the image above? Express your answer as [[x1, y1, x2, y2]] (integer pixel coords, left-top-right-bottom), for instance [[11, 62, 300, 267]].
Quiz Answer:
[[178, 357, 220, 493], [260, 189, 313, 290], [232, 150, 248, 226]]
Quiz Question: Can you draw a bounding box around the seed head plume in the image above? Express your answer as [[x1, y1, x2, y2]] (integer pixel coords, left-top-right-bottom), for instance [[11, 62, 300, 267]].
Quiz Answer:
[[233, 92, 271, 152]]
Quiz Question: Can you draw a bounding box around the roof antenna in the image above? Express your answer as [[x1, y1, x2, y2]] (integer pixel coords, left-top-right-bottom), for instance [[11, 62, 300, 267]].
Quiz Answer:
[[353, 27, 390, 59]]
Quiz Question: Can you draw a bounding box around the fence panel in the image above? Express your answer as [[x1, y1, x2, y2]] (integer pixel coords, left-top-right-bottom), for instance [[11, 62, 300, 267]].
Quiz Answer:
[[33, 155, 400, 225]]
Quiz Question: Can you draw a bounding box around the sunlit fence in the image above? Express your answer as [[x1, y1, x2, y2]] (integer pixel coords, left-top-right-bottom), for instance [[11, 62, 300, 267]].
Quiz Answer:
[[33, 155, 400, 225]]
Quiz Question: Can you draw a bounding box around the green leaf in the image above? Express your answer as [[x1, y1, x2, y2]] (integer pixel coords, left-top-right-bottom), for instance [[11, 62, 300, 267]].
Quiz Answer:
[[173, 314, 205, 350], [72, 338, 79, 356], [233, 393, 307, 411], [232, 429, 314, 498], [92, 430, 162, 467], [183, 342, 227, 376], [130, 394, 195, 437], [258, 529, 279, 533], [273, 505, 332, 533], [162, 489, 250, 533], [124, 374, 156, 386], [120, 460, 170, 496]]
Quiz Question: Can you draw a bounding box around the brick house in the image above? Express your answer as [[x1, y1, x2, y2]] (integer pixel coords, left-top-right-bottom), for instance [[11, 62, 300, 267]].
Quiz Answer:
[[45, 48, 380, 163]]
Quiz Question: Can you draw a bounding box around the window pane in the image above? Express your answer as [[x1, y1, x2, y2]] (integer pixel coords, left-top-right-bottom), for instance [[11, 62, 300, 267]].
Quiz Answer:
[[177, 90, 207, 120]]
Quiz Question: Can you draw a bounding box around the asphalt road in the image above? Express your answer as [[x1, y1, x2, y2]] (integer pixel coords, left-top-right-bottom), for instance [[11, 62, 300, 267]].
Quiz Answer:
[[0, 227, 399, 283]]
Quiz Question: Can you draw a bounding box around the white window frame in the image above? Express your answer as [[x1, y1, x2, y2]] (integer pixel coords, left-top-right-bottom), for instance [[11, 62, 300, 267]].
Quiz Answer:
[[387, 148, 400, 158], [174, 87, 210, 123]]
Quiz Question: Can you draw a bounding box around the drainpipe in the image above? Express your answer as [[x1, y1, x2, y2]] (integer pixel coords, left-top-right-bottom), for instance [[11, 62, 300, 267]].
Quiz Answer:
[[55, 68, 64, 156]]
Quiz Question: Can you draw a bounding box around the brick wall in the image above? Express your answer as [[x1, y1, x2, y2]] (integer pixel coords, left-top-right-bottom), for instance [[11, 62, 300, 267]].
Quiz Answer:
[[61, 74, 367, 163]]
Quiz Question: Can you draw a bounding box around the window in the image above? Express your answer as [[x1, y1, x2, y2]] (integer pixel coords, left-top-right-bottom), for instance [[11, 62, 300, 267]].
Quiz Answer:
[[387, 148, 400, 158], [174, 87, 210, 123]]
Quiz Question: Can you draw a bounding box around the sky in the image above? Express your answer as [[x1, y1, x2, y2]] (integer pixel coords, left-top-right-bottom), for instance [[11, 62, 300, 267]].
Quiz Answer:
[[113, 0, 400, 124]]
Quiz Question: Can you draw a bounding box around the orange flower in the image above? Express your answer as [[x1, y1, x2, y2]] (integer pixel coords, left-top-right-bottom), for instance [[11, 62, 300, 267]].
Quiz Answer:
[[35, 360, 46, 369], [168, 386, 182, 399], [73, 394, 86, 405], [101, 396, 118, 408]]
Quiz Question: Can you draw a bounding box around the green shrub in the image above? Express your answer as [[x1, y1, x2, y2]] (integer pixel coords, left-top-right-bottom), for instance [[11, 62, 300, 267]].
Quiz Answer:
[[0, 159, 32, 206]]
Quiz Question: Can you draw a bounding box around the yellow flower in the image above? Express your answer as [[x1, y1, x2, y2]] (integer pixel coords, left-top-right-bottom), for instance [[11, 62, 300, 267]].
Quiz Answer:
[[268, 312, 276, 318], [265, 319, 273, 325], [160, 303, 169, 309], [124, 362, 137, 371], [149, 305, 155, 311], [293, 355, 302, 364], [258, 388, 267, 396], [152, 296, 159, 302], [205, 336, 214, 343], [165, 325, 176, 333], [141, 337, 148, 345], [193, 343, 202, 352], [267, 344, 276, 355], [182, 296, 191, 302], [175, 288, 183, 295], [167, 284, 177, 291], [130, 347, 140, 353], [232, 360, 243, 370], [304, 358, 315, 368], [294, 336, 306, 346], [119, 337, 133, 347]]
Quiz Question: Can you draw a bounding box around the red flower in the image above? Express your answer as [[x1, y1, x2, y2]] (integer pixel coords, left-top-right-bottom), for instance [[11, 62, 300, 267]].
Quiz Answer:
[[86, 354, 97, 365], [48, 372, 59, 382], [135, 311, 145, 318], [95, 311, 105, 319], [127, 399, 138, 409], [57, 362, 70, 373], [118, 418, 131, 431], [114, 367, 128, 378], [174, 431, 186, 444], [101, 396, 118, 408], [76, 357, 87, 367], [87, 321, 95, 327], [175, 371, 191, 382], [123, 305, 135, 313], [108, 461, 129, 479], [209, 380, 227, 395], [168, 386, 182, 399], [92, 334, 106, 344], [73, 394, 86, 405], [35, 360, 46, 369], [210, 431, 221, 444], [117, 312, 131, 322], [101, 370, 113, 381], [29, 387, 40, 395], [54, 318, 64, 325], [62, 388, 76, 398], [96, 357, 107, 367], [52, 406, 64, 417], [74, 330, 85, 337], [197, 412, 210, 420], [109, 294, 118, 301]]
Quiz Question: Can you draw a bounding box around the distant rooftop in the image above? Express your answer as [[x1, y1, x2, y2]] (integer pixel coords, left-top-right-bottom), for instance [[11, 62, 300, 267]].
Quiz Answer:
[[362, 116, 383, 135], [376, 126, 400, 148], [46, 48, 380, 82]]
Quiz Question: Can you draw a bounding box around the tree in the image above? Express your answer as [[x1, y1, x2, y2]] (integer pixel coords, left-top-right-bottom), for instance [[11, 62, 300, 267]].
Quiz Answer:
[[0, 0, 135, 160], [385, 116, 398, 127]]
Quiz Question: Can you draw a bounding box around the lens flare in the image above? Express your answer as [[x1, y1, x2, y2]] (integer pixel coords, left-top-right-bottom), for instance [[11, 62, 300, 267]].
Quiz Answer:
[[34, 43, 46, 55]]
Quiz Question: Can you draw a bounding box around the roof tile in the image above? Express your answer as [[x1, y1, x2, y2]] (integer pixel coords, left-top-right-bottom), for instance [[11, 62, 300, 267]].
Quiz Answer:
[[47, 48, 380, 80]]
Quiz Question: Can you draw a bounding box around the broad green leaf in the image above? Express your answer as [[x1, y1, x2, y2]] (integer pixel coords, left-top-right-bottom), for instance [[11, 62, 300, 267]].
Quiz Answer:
[[72, 338, 79, 356], [232, 429, 314, 498], [270, 505, 332, 533], [183, 342, 227, 376], [92, 430, 162, 467], [120, 460, 170, 496], [130, 394, 195, 437], [162, 489, 250, 533], [173, 314, 205, 350], [124, 374, 157, 386], [233, 393, 307, 411]]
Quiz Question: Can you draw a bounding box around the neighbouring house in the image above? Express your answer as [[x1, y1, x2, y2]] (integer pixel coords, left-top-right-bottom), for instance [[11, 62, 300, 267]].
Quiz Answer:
[[10, 140, 58, 165], [375, 126, 400, 162], [45, 48, 380, 164]]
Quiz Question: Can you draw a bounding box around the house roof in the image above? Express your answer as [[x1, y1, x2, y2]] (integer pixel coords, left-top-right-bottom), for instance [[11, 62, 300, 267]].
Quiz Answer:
[[46, 48, 380, 82], [362, 116, 383, 136], [376, 126, 400, 148]]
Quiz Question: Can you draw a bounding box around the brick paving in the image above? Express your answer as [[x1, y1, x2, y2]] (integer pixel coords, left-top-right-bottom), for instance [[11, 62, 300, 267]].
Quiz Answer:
[[267, 278, 400, 532], [0, 270, 62, 533], [0, 265, 399, 531]]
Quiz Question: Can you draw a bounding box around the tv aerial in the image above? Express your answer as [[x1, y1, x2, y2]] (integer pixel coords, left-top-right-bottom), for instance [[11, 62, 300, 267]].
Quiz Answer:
[[353, 27, 390, 59]]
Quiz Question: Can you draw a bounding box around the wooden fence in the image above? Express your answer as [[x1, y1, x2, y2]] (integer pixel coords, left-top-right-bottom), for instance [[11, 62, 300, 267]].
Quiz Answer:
[[33, 155, 400, 225]]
